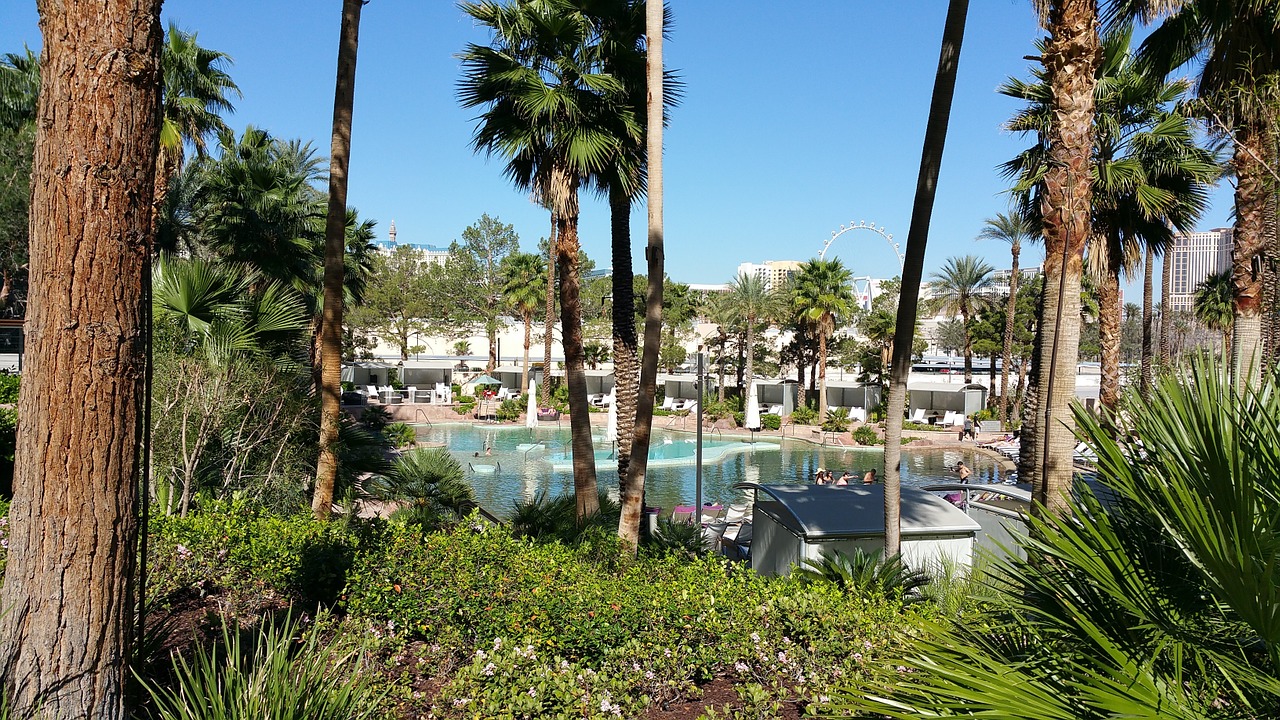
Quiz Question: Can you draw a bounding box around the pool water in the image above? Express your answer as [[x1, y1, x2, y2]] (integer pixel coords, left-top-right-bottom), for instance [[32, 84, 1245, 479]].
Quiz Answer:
[[415, 423, 1007, 518]]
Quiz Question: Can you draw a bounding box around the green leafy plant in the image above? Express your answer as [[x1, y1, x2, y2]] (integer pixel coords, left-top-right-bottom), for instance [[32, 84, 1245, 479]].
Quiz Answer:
[[852, 425, 879, 446], [382, 422, 416, 449], [821, 409, 849, 433], [0, 374, 18, 404], [140, 614, 381, 720], [496, 395, 524, 422], [359, 405, 391, 432], [644, 518, 704, 560], [790, 406, 818, 425], [364, 447, 475, 530], [508, 491, 619, 545], [794, 549, 930, 605], [760, 413, 781, 430]]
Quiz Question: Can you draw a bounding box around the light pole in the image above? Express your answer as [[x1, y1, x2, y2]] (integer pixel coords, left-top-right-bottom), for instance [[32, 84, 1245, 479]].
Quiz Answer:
[[695, 349, 704, 520]]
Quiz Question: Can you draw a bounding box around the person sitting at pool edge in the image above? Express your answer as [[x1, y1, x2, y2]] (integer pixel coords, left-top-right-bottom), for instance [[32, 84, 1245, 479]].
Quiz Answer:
[[863, 469, 877, 484]]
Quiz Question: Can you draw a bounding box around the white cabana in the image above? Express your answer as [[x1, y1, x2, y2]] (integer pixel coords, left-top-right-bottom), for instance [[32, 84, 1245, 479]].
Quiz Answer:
[[739, 483, 981, 577], [907, 381, 987, 420]]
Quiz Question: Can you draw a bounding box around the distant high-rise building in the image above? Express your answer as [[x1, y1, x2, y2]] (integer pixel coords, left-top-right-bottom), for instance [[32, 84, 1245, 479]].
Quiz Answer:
[[735, 259, 803, 291], [373, 220, 451, 265], [1167, 228, 1232, 314]]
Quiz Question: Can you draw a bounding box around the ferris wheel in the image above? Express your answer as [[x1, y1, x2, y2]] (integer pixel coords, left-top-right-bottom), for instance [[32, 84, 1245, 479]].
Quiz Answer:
[[819, 220, 903, 269]]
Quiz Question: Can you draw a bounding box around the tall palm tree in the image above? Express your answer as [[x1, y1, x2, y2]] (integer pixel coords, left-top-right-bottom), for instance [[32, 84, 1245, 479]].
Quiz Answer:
[[1114, 0, 1280, 389], [315, 0, 364, 521], [501, 252, 547, 394], [0, 48, 39, 131], [460, 0, 624, 522], [1005, 25, 1214, 412], [620, 0, 666, 551], [155, 23, 239, 219], [726, 273, 786, 394], [793, 258, 855, 416], [1195, 269, 1234, 358], [978, 209, 1038, 424], [929, 255, 995, 383], [882, 0, 969, 557]]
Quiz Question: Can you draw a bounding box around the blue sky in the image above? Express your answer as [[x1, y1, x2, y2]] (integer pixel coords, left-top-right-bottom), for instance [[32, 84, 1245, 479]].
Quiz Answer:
[[1, 1, 1234, 297]]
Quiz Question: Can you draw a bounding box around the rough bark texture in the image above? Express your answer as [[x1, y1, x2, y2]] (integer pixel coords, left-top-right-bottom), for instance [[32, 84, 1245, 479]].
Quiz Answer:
[[619, 4, 663, 550], [1232, 124, 1267, 390], [541, 214, 556, 407], [1160, 241, 1172, 363], [816, 331, 828, 418], [0, 2, 163, 716], [1140, 245, 1154, 398], [314, 0, 363, 521], [521, 312, 532, 395], [609, 186, 638, 488], [556, 210, 599, 521], [1032, 0, 1098, 520], [883, 0, 967, 557], [1098, 236, 1122, 410]]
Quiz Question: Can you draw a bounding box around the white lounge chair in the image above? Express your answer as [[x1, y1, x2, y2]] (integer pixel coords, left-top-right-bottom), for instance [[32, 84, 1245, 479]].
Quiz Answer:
[[681, 401, 698, 414], [587, 393, 605, 407], [766, 404, 783, 416], [941, 411, 957, 427], [909, 408, 926, 423], [365, 385, 380, 401], [721, 503, 751, 524], [659, 397, 675, 411]]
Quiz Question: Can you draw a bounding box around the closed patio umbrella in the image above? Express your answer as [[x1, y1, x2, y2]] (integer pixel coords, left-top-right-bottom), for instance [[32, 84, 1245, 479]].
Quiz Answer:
[[745, 380, 762, 431], [606, 396, 618, 442], [526, 380, 538, 429]]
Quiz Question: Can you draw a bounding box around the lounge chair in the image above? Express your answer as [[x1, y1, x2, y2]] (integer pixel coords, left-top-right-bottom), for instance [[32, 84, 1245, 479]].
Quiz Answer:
[[365, 385, 380, 402], [766, 404, 783, 416], [682, 401, 698, 414], [941, 411, 956, 427], [721, 503, 751, 524], [433, 383, 451, 404], [659, 397, 674, 411], [671, 505, 696, 524], [909, 408, 926, 423], [699, 504, 725, 525], [587, 393, 604, 407], [720, 522, 752, 561]]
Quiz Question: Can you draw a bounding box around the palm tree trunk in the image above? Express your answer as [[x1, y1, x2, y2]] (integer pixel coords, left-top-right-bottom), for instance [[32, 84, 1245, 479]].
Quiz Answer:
[[1000, 246, 1020, 424], [1098, 238, 1122, 411], [1018, 284, 1045, 487], [521, 312, 532, 395], [1140, 244, 1154, 398], [1160, 242, 1172, 362], [1029, 0, 1098, 521], [619, 2, 663, 551], [817, 331, 828, 416], [961, 307, 973, 383], [884, 0, 968, 557], [556, 207, 599, 522], [1231, 123, 1268, 391], [609, 186, 638, 487], [541, 212, 557, 407], [0, 1, 162, 714], [744, 313, 756, 395], [314, 0, 362, 521], [796, 358, 807, 410]]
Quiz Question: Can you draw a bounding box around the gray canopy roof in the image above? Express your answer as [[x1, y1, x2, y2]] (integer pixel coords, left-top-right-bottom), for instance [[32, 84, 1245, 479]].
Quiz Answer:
[[735, 483, 981, 540]]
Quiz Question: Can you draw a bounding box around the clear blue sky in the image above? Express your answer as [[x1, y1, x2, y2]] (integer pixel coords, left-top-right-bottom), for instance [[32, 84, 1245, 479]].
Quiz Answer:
[[1, 1, 1233, 299]]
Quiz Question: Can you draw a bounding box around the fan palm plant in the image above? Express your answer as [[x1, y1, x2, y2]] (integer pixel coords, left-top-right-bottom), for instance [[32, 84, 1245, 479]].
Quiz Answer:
[[501, 252, 547, 395], [726, 273, 786, 394], [977, 208, 1038, 424], [794, 549, 930, 606], [364, 448, 476, 529], [0, 48, 39, 132], [460, 0, 625, 522], [842, 356, 1280, 718], [1195, 269, 1234, 359], [1113, 0, 1280, 390], [928, 255, 995, 384], [793, 258, 855, 415]]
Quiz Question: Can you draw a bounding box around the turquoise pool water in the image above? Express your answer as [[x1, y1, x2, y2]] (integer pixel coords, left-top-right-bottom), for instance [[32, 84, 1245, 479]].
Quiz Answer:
[[414, 423, 1007, 518]]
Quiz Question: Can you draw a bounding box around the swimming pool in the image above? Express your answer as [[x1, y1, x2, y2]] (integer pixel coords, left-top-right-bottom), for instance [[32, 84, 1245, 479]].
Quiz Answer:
[[413, 423, 1007, 519]]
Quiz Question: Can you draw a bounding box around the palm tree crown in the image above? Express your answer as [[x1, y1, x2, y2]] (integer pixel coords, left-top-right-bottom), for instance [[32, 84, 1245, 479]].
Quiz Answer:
[[793, 258, 856, 415], [930, 255, 995, 383]]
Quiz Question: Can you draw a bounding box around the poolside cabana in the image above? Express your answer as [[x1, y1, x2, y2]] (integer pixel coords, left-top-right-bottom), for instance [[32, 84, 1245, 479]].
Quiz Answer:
[[343, 361, 394, 388], [736, 483, 981, 577], [397, 359, 456, 389], [657, 372, 708, 403], [907, 381, 987, 420], [752, 379, 797, 416], [823, 380, 881, 415]]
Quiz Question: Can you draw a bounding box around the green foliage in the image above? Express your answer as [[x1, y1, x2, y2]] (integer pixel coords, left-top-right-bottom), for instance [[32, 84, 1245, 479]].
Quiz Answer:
[[794, 550, 930, 606], [790, 406, 818, 425], [343, 522, 921, 715], [496, 395, 524, 422], [972, 407, 998, 422], [760, 413, 782, 430], [821, 409, 849, 433], [360, 405, 391, 432], [844, 358, 1280, 718], [0, 374, 17, 404], [435, 214, 520, 349], [644, 518, 704, 560], [508, 492, 619, 545], [140, 614, 381, 720], [363, 448, 475, 531], [148, 500, 369, 608], [382, 422, 416, 449], [852, 425, 879, 446]]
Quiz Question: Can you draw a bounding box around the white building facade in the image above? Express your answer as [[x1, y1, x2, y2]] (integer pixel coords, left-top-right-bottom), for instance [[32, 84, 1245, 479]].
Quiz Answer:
[[1168, 227, 1232, 314]]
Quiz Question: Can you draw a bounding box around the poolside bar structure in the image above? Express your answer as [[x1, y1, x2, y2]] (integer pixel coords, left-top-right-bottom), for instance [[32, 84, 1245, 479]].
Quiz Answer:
[[735, 483, 981, 577]]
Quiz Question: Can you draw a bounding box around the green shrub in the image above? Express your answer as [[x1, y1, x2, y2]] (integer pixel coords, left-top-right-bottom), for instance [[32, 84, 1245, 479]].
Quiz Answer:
[[360, 405, 391, 432], [794, 549, 930, 605], [852, 425, 879, 446], [761, 413, 782, 430], [140, 614, 382, 720], [383, 422, 416, 449], [972, 407, 998, 422], [822, 410, 849, 433], [0, 374, 18, 404], [496, 396, 524, 422], [364, 448, 475, 532], [790, 406, 818, 425], [454, 400, 475, 416]]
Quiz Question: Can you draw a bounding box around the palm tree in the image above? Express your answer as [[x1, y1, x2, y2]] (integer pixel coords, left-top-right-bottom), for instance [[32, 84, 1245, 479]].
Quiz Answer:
[[978, 209, 1037, 424], [501, 252, 547, 394], [620, 0, 667, 551], [315, 0, 364, 521], [1195, 269, 1234, 358], [882, 0, 969, 557], [1005, 25, 1214, 412], [460, 0, 624, 522], [929, 255, 995, 383], [155, 23, 239, 219], [1112, 0, 1280, 391], [726, 273, 786, 395], [0, 48, 39, 131], [793, 258, 855, 416]]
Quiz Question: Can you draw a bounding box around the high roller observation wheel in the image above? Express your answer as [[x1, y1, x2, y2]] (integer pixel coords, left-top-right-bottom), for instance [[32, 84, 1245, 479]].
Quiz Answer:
[[819, 220, 903, 269]]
